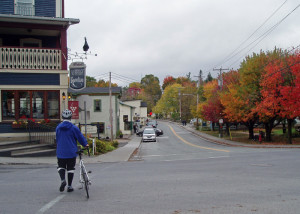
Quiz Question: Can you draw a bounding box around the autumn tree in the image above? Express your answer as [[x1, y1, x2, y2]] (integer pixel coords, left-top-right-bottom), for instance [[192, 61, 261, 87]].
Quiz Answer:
[[233, 50, 269, 139], [252, 48, 289, 141], [198, 80, 221, 131], [257, 50, 300, 142], [140, 74, 162, 112], [153, 83, 182, 119], [162, 76, 176, 90], [95, 79, 118, 87], [86, 76, 118, 87]]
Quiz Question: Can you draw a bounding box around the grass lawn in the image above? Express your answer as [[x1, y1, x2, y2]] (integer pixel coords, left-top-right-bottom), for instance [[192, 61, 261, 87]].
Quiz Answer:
[[200, 128, 300, 145]]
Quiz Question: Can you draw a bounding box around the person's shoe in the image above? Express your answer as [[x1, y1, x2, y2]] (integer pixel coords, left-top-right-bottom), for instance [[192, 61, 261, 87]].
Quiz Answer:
[[59, 180, 66, 192], [67, 186, 74, 192]]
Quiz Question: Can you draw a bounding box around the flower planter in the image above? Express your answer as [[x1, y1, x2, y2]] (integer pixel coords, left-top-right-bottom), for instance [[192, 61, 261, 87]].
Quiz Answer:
[[12, 124, 26, 129]]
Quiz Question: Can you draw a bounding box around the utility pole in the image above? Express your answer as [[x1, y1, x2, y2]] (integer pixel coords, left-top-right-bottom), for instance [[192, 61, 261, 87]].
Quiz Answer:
[[213, 67, 229, 90], [213, 67, 229, 138], [176, 87, 184, 122], [109, 72, 113, 142], [194, 70, 203, 128]]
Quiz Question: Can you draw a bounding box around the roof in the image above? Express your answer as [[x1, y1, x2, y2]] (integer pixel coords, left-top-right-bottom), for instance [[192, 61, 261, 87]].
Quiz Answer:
[[119, 101, 136, 108], [0, 14, 79, 27], [68, 87, 122, 95], [140, 102, 147, 107]]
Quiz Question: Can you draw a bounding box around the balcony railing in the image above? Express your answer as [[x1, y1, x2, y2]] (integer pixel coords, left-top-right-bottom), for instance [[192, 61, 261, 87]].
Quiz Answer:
[[0, 47, 62, 70], [15, 3, 35, 16]]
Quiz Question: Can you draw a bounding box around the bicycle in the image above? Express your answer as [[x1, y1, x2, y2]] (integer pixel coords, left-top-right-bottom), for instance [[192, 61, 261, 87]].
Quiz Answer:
[[77, 147, 92, 198]]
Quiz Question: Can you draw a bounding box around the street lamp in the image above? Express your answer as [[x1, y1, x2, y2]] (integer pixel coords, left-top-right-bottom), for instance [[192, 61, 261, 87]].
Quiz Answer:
[[83, 37, 89, 53], [62, 92, 66, 110], [62, 92, 66, 100]]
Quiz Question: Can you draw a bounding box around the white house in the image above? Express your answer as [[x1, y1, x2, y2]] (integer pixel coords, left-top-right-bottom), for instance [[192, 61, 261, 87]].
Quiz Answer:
[[119, 100, 147, 134], [119, 101, 135, 135], [68, 87, 121, 139]]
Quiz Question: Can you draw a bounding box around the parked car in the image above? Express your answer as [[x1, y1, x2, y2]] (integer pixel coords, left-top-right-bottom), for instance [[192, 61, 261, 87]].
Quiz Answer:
[[147, 120, 158, 128], [142, 128, 156, 142], [155, 128, 163, 136], [136, 126, 148, 137]]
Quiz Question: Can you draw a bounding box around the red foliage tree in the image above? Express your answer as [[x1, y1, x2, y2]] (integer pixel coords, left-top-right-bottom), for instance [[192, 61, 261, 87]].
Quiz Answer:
[[162, 76, 176, 90], [256, 51, 300, 142]]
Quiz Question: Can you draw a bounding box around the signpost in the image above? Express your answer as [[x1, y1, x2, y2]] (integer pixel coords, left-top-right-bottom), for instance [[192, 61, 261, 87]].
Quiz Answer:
[[219, 119, 223, 138], [69, 62, 86, 90]]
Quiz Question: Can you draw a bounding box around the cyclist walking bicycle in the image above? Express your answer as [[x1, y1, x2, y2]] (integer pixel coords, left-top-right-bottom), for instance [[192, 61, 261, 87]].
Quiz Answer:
[[56, 109, 89, 193]]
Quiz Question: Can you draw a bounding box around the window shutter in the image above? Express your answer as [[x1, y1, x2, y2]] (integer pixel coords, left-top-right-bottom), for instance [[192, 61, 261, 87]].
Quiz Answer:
[[0, 0, 14, 14], [35, 0, 55, 17]]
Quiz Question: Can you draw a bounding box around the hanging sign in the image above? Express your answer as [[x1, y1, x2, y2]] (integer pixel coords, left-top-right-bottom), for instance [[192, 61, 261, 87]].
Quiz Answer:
[[69, 62, 86, 90], [68, 101, 79, 119]]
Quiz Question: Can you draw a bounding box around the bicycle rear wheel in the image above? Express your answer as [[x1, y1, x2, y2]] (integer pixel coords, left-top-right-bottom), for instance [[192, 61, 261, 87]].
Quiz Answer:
[[81, 169, 89, 198]]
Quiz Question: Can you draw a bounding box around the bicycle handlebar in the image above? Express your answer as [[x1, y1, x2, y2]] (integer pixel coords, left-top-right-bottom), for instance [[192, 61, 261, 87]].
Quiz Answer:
[[77, 146, 90, 157]]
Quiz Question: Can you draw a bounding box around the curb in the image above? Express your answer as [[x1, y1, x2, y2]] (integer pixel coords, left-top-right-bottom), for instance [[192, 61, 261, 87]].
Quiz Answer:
[[171, 121, 300, 149]]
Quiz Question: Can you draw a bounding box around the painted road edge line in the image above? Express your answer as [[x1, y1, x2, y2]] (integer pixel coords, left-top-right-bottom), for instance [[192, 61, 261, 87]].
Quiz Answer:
[[168, 125, 230, 152]]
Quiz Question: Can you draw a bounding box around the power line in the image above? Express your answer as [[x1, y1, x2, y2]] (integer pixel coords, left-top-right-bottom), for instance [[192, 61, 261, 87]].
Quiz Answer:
[[228, 2, 300, 68], [217, 0, 287, 68], [204, 1, 300, 77]]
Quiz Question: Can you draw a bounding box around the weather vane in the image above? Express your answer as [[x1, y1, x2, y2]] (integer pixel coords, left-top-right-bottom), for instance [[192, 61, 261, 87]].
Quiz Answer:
[[66, 37, 97, 61]]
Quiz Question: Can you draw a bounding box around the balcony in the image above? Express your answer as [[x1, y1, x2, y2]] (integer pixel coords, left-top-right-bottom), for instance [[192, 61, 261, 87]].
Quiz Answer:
[[0, 47, 62, 70], [15, 3, 35, 16]]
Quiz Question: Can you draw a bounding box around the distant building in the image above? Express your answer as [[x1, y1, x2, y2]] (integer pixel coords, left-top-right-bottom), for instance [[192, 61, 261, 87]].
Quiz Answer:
[[68, 87, 122, 138]]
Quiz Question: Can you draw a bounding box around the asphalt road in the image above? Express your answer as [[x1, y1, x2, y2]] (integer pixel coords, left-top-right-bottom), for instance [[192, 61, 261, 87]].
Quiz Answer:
[[1, 121, 300, 214]]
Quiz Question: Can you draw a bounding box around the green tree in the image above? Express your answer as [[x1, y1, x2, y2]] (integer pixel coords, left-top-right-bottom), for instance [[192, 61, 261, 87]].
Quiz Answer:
[[86, 76, 97, 87], [140, 74, 162, 112], [205, 72, 213, 83], [153, 84, 181, 119]]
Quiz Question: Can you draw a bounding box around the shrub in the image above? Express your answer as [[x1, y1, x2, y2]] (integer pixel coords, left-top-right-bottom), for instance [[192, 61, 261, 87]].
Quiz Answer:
[[84, 138, 119, 155], [201, 126, 211, 131], [112, 140, 119, 148]]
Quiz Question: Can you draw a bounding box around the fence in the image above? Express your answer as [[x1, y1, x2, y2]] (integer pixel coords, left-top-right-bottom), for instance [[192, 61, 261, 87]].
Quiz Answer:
[[27, 120, 56, 145]]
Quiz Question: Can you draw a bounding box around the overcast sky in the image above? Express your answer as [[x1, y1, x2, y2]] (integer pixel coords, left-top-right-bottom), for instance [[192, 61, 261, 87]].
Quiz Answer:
[[65, 0, 300, 87]]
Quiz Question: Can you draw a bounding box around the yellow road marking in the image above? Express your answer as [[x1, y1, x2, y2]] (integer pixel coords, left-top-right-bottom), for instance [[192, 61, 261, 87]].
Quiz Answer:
[[168, 125, 230, 152]]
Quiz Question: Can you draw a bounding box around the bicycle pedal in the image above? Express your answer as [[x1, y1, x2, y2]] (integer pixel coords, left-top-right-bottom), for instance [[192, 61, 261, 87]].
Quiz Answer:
[[88, 171, 92, 173]]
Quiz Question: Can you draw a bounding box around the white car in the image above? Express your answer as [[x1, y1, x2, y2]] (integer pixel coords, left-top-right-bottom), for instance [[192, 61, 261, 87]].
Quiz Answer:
[[142, 128, 156, 142]]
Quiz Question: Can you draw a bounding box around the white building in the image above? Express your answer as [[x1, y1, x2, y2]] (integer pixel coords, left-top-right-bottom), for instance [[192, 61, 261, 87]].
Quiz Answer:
[[119, 100, 147, 135], [68, 87, 121, 139]]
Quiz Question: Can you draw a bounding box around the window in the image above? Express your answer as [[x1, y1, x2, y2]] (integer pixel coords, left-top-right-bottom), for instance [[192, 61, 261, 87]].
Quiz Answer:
[[1, 91, 15, 120], [1, 90, 59, 121], [47, 91, 59, 119], [94, 99, 101, 112], [124, 121, 131, 130], [32, 91, 44, 119], [98, 123, 105, 134], [15, 0, 35, 16], [19, 91, 30, 118]]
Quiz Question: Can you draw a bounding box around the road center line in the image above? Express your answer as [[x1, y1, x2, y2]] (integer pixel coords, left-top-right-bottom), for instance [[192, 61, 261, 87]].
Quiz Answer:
[[36, 195, 65, 214], [168, 125, 230, 152]]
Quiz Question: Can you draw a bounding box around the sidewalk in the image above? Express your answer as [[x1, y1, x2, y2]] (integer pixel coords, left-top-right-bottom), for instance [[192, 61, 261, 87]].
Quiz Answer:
[[0, 135, 141, 165]]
